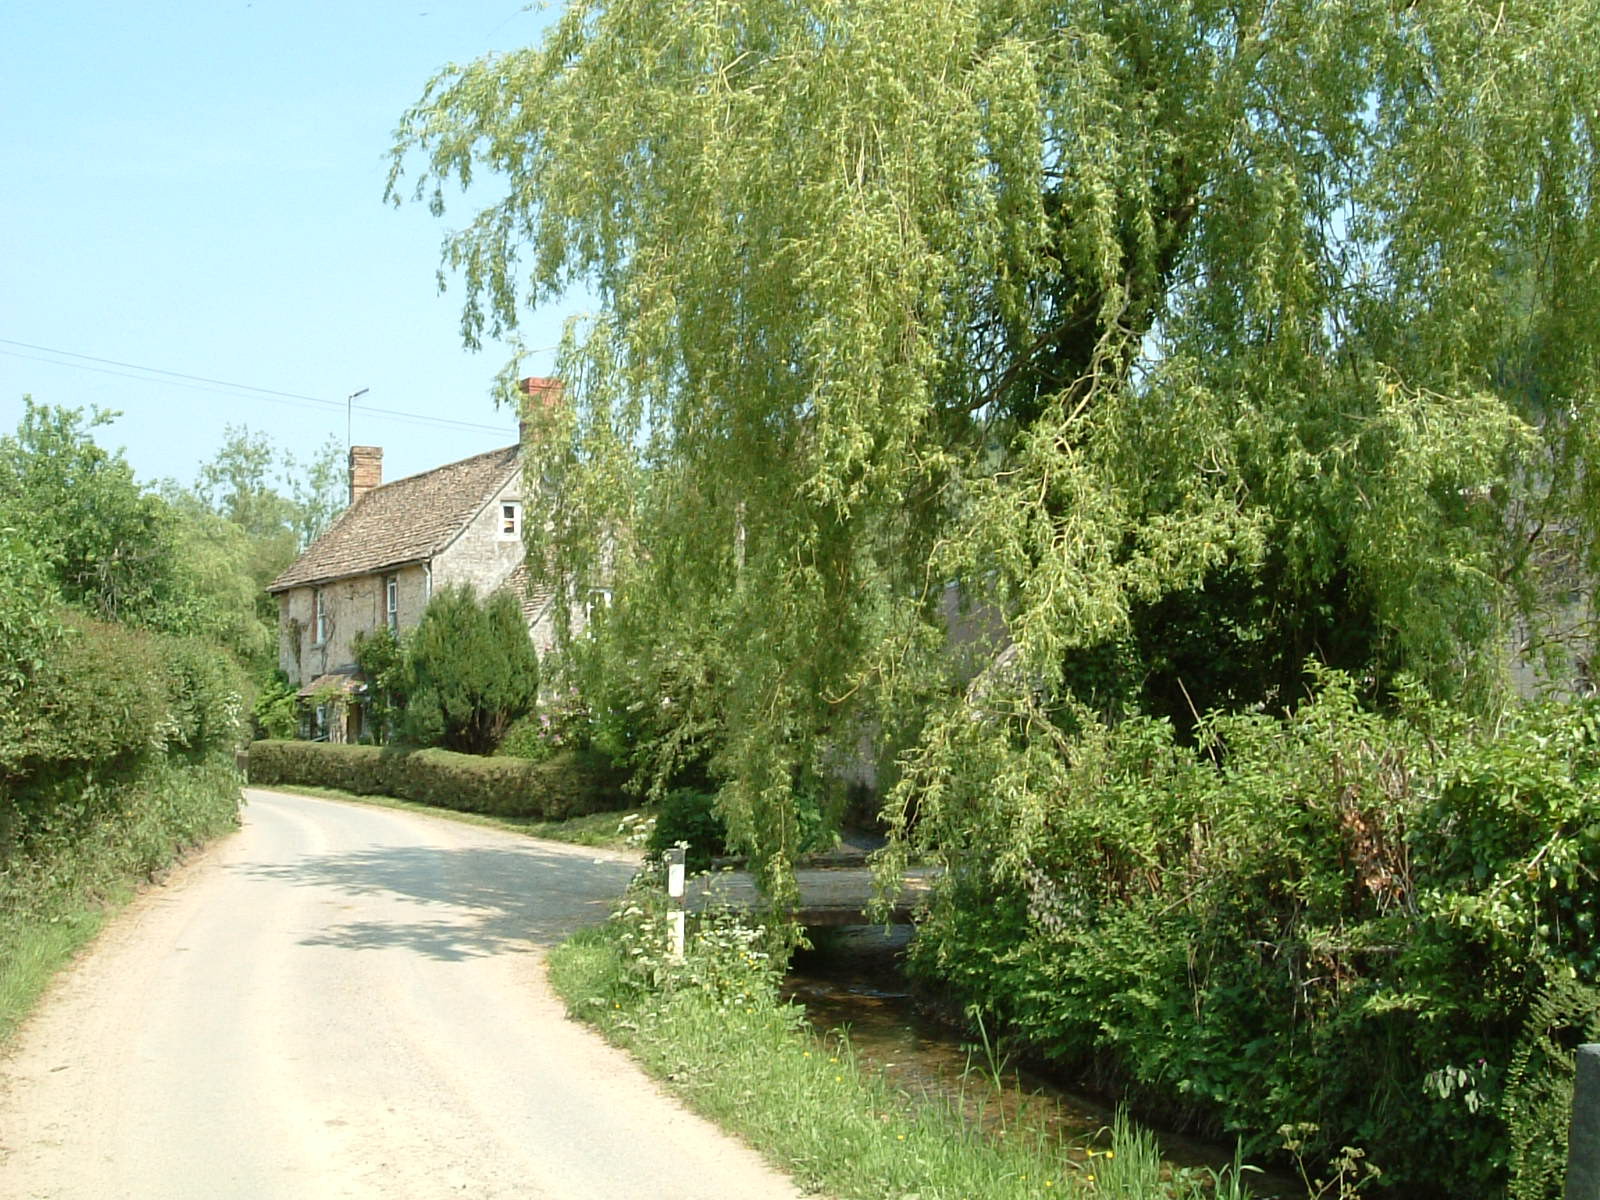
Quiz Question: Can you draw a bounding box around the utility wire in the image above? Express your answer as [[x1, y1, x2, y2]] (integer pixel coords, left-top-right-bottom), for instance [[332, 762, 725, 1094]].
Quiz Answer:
[[0, 336, 561, 436]]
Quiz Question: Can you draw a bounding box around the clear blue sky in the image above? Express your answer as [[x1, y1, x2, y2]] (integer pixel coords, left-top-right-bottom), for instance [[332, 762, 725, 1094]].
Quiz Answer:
[[1, 0, 585, 489]]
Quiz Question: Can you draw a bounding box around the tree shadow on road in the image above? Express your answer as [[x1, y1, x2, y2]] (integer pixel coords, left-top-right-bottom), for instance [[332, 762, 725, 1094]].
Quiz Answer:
[[233, 844, 639, 961]]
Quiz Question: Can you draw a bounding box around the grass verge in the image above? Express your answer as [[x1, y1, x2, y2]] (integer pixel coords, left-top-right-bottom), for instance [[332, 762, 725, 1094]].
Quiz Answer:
[[248, 783, 645, 852], [547, 917, 1260, 1200], [1, 755, 240, 1043]]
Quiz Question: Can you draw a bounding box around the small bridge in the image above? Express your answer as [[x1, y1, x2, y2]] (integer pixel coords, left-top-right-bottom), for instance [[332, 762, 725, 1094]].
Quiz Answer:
[[684, 865, 937, 927]]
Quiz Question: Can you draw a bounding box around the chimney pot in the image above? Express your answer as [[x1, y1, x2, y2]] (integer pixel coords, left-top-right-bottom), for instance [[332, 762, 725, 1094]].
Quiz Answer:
[[349, 445, 383, 505]]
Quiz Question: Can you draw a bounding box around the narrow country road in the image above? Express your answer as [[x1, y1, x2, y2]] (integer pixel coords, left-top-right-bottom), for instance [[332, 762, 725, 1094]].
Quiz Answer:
[[0, 789, 805, 1199]]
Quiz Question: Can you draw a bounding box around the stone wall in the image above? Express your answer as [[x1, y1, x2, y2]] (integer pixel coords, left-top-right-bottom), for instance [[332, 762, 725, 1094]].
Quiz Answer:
[[433, 470, 525, 594], [277, 563, 431, 685]]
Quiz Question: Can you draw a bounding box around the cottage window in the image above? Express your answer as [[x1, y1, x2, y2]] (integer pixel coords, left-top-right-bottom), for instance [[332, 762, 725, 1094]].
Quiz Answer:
[[313, 588, 328, 645], [500, 502, 520, 537], [385, 575, 399, 632], [586, 587, 613, 624]]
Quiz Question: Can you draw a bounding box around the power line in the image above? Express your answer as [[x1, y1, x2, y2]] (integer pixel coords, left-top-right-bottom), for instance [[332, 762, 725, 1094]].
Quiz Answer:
[[0, 336, 562, 437]]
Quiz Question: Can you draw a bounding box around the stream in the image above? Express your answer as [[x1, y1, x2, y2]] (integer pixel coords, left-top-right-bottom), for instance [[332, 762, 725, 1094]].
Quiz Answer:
[[782, 925, 1304, 1198]]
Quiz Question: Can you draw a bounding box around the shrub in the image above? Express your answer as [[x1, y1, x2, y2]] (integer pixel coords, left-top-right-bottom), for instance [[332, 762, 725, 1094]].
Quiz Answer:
[[0, 616, 166, 778], [496, 712, 559, 762], [646, 788, 728, 871], [904, 676, 1600, 1197], [246, 740, 627, 820], [251, 671, 299, 740], [158, 634, 245, 758], [400, 585, 539, 754]]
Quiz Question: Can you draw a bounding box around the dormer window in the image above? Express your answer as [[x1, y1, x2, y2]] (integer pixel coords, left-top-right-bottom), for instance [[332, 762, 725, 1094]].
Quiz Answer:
[[500, 502, 521, 537]]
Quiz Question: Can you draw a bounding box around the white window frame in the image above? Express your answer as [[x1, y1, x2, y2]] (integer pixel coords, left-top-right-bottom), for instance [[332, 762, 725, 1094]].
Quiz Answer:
[[500, 502, 521, 538], [586, 587, 613, 625], [385, 575, 399, 632], [313, 588, 328, 645]]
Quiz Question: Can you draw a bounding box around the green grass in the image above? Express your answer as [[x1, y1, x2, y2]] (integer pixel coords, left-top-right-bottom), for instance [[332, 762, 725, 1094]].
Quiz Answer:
[[548, 920, 1261, 1200], [2, 755, 240, 1044], [248, 783, 645, 852], [0, 887, 126, 1040]]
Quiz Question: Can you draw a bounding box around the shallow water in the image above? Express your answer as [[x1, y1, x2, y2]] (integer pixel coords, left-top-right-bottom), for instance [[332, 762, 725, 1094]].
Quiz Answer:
[[783, 926, 1302, 1198]]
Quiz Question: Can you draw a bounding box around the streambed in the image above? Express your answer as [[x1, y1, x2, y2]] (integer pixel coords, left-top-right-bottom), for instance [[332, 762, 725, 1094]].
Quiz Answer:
[[783, 925, 1303, 1198]]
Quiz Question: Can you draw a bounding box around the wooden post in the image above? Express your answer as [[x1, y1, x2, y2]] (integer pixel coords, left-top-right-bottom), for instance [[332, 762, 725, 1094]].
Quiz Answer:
[[665, 846, 687, 961], [1570, 1044, 1600, 1199]]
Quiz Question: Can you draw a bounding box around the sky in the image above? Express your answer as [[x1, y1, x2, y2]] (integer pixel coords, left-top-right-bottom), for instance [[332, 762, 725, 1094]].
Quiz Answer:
[[1, 0, 587, 490]]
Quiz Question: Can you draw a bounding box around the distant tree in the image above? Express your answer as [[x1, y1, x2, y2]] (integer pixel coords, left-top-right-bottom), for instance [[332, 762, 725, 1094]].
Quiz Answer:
[[286, 435, 346, 551], [399, 585, 539, 755], [0, 399, 184, 628]]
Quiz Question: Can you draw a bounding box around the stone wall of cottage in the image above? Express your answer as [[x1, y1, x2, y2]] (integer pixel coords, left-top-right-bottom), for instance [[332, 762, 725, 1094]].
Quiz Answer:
[[277, 563, 431, 686], [432, 470, 525, 594]]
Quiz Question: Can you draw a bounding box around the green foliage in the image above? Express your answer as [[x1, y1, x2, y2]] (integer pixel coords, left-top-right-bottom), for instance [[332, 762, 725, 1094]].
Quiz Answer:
[[351, 626, 407, 744], [550, 909, 1265, 1200], [0, 400, 184, 628], [0, 616, 168, 779], [391, 0, 1600, 905], [251, 672, 299, 740], [398, 584, 540, 755], [158, 636, 246, 759], [898, 677, 1600, 1195], [246, 739, 626, 820], [0, 528, 64, 701], [645, 788, 728, 873], [1502, 978, 1600, 1200], [1, 752, 240, 1041]]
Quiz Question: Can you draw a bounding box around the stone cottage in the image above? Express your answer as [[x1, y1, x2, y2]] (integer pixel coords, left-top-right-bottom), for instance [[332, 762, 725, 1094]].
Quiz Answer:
[[267, 378, 577, 741]]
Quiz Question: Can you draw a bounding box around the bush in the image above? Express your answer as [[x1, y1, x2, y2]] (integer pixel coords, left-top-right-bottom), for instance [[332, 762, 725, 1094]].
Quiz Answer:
[[496, 712, 559, 762], [400, 585, 539, 754], [0, 616, 167, 778], [251, 671, 299, 740], [246, 740, 628, 820], [904, 675, 1600, 1197], [646, 788, 728, 871], [158, 635, 245, 758]]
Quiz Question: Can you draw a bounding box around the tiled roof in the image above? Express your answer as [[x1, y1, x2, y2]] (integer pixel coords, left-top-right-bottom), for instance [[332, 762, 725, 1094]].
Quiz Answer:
[[268, 444, 521, 592]]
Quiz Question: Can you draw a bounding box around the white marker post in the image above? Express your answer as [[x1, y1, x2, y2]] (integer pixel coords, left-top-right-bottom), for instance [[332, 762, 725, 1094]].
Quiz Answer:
[[665, 846, 687, 961]]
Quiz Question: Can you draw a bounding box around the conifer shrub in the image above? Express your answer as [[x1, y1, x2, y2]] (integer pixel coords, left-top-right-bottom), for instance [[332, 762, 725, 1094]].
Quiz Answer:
[[399, 585, 539, 754]]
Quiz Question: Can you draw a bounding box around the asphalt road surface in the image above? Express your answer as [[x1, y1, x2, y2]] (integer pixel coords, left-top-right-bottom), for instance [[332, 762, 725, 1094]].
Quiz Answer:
[[0, 788, 805, 1199]]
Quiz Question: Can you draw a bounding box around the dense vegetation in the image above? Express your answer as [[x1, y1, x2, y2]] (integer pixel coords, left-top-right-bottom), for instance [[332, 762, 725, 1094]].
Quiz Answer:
[[0, 400, 342, 1038], [392, 0, 1599, 1192], [357, 584, 541, 754], [246, 739, 623, 820]]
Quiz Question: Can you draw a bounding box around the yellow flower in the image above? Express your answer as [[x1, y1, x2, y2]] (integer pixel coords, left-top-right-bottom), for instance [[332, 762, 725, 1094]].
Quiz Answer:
[[1104, 1151, 1114, 1160]]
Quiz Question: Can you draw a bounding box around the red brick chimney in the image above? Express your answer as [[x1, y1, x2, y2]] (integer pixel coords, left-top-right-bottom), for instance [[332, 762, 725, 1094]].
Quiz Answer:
[[349, 445, 382, 505], [518, 377, 563, 445]]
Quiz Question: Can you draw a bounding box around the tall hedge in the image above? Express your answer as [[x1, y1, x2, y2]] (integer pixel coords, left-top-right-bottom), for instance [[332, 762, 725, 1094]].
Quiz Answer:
[[246, 740, 625, 821]]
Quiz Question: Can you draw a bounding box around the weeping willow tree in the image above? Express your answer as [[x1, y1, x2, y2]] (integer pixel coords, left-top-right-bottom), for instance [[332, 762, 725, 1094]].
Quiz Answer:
[[390, 0, 1600, 905]]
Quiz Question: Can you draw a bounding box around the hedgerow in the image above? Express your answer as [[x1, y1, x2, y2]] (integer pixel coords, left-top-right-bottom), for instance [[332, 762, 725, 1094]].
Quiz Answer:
[[246, 739, 627, 820]]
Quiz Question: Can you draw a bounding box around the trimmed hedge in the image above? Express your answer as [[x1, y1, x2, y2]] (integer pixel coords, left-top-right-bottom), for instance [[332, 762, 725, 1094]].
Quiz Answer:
[[246, 739, 627, 821]]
